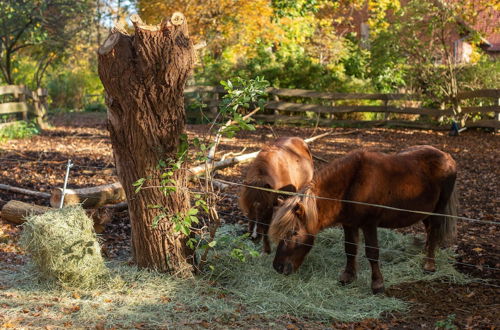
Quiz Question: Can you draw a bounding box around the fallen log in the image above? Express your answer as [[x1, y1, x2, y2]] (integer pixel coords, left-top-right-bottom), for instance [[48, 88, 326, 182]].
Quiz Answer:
[[0, 184, 51, 198], [1, 200, 50, 224], [1, 200, 113, 233], [189, 151, 260, 176], [50, 182, 125, 208], [189, 131, 335, 177]]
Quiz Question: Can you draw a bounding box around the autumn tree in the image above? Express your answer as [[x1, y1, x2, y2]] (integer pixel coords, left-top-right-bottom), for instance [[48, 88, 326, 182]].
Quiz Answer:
[[384, 0, 498, 124], [0, 0, 92, 87], [97, 13, 195, 275]]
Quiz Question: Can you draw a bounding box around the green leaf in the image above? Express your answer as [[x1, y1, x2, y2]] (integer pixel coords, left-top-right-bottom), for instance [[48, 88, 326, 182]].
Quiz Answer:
[[188, 208, 198, 216]]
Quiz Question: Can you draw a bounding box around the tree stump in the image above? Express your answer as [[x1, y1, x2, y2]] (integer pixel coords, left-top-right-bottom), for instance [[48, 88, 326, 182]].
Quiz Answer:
[[97, 12, 195, 275]]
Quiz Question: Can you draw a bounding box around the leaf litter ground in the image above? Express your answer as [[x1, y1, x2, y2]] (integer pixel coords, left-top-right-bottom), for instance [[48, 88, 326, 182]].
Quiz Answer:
[[0, 112, 499, 328]]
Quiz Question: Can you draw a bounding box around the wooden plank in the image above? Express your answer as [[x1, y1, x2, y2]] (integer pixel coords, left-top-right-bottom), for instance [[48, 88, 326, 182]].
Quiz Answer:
[[265, 101, 448, 116], [457, 89, 500, 99], [461, 105, 500, 114], [266, 87, 419, 101], [465, 120, 500, 129], [184, 85, 225, 93], [254, 114, 446, 129], [0, 85, 31, 97], [0, 102, 29, 115]]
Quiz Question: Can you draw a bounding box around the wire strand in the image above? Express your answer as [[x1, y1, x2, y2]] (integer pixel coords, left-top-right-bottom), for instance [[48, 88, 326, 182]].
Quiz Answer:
[[216, 179, 499, 225], [217, 211, 500, 273]]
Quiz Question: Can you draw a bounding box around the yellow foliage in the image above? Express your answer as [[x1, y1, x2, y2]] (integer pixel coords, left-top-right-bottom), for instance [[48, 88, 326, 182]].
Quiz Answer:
[[136, 0, 313, 63]]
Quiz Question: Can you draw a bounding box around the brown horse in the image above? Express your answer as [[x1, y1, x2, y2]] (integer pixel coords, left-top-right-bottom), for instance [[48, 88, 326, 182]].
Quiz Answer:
[[269, 145, 458, 294], [239, 137, 314, 253]]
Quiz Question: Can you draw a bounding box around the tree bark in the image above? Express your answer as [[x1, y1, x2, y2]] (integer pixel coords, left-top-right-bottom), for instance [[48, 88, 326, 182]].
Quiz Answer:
[[97, 12, 195, 276]]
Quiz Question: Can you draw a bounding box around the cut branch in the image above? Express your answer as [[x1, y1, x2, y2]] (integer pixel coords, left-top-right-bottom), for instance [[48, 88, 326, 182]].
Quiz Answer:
[[191, 130, 348, 177], [171, 12, 185, 26], [0, 184, 50, 198], [98, 32, 121, 55]]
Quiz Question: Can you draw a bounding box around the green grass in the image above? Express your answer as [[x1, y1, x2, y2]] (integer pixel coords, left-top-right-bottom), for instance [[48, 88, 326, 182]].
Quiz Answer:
[[0, 220, 469, 328], [0, 120, 39, 142]]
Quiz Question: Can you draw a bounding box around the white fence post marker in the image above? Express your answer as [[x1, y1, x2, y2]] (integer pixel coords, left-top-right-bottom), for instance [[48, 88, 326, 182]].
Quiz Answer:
[[59, 159, 74, 208]]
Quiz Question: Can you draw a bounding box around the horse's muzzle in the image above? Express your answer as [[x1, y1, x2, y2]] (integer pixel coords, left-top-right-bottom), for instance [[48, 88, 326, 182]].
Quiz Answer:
[[273, 262, 293, 275]]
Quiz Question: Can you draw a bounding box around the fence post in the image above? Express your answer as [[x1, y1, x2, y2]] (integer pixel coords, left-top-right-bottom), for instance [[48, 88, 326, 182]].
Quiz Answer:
[[209, 91, 219, 119], [32, 88, 48, 129], [496, 98, 500, 134], [18, 85, 27, 120], [383, 97, 389, 121]]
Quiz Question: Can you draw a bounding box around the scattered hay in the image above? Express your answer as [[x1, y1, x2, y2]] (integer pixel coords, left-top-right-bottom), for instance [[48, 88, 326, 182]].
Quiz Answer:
[[20, 206, 108, 289], [1, 224, 468, 328], [206, 225, 468, 322]]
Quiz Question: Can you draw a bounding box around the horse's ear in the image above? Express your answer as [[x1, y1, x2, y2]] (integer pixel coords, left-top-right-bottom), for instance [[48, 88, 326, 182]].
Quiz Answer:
[[293, 201, 306, 220]]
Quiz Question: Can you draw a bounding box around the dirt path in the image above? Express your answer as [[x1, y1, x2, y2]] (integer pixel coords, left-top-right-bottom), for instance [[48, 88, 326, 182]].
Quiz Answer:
[[1, 112, 498, 328]]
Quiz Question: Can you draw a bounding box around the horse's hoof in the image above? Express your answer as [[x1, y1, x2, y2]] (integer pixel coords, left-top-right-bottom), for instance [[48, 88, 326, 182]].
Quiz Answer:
[[339, 272, 356, 285], [372, 286, 385, 295], [423, 263, 436, 273]]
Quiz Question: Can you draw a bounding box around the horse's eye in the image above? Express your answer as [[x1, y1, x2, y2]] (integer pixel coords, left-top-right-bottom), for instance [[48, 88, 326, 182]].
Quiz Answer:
[[290, 230, 298, 236]]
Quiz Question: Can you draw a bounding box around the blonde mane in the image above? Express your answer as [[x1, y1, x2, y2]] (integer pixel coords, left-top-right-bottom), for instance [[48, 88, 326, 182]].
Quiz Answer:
[[269, 186, 318, 242]]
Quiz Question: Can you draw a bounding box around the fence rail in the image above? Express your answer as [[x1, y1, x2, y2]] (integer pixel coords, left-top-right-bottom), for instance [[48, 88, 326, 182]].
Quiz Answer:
[[0, 85, 48, 128], [184, 86, 500, 130]]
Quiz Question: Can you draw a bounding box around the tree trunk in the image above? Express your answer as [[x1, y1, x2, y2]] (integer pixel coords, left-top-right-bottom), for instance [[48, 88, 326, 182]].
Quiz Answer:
[[97, 12, 195, 276]]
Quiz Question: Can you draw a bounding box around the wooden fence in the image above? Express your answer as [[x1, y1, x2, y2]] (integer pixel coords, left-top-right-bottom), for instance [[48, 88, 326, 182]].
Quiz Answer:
[[185, 86, 500, 130], [0, 85, 48, 128]]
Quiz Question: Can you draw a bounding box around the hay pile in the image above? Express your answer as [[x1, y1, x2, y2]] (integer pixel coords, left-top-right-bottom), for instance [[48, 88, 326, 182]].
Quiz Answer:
[[206, 225, 467, 322], [20, 206, 108, 288]]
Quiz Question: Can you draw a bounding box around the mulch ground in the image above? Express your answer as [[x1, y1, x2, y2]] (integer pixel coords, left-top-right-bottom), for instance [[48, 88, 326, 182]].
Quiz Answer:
[[0, 112, 498, 329]]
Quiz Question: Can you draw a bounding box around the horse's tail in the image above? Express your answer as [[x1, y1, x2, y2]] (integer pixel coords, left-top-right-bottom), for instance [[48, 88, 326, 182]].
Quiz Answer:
[[432, 182, 458, 246]]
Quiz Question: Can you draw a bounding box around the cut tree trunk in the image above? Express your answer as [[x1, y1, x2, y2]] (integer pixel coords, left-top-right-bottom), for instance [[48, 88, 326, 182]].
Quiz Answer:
[[1, 200, 50, 224], [1, 200, 113, 233], [97, 12, 195, 275], [50, 182, 125, 208]]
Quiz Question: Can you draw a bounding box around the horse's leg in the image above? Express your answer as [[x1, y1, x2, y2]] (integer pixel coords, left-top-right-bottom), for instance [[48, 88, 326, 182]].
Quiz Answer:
[[423, 218, 438, 272], [262, 231, 271, 254], [362, 225, 384, 294], [339, 225, 359, 285]]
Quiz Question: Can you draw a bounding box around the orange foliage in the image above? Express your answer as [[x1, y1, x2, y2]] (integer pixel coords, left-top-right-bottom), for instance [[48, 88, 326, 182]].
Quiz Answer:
[[137, 0, 285, 59]]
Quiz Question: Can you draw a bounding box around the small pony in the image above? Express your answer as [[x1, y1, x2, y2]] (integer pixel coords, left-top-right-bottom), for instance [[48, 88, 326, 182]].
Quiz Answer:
[[239, 136, 314, 253], [269, 145, 457, 294]]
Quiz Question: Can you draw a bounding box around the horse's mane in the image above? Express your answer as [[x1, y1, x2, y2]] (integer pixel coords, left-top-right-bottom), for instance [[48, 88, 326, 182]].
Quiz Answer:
[[268, 186, 318, 242], [312, 150, 363, 192], [269, 151, 365, 242]]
